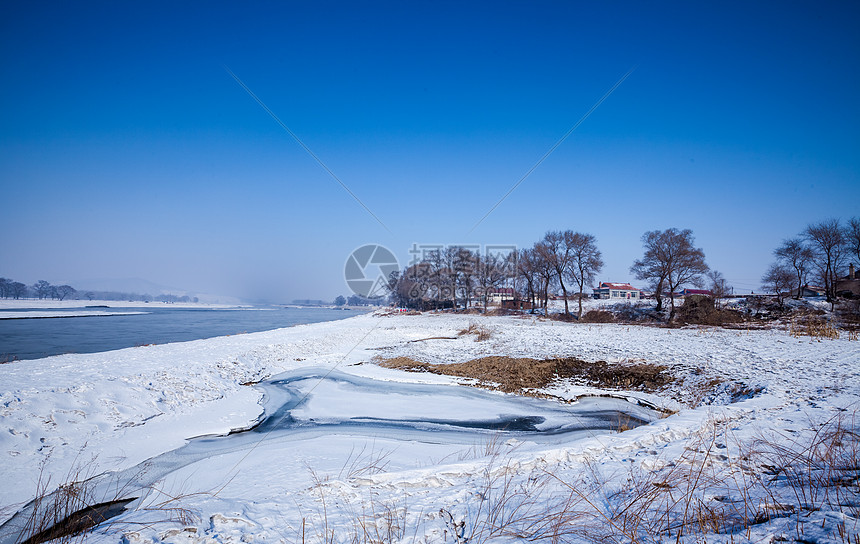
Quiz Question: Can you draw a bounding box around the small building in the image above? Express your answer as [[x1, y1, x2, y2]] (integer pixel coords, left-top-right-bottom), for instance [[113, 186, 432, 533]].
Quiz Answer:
[[792, 284, 826, 298], [487, 287, 515, 305], [592, 282, 641, 300], [836, 263, 860, 298]]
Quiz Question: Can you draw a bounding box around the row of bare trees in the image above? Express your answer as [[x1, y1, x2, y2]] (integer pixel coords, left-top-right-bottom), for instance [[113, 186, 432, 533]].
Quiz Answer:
[[391, 227, 720, 320], [387, 231, 606, 317], [763, 217, 860, 308], [0, 278, 77, 300], [515, 231, 604, 318], [519, 228, 722, 321], [390, 246, 514, 311], [0, 278, 201, 303], [0, 278, 29, 299]]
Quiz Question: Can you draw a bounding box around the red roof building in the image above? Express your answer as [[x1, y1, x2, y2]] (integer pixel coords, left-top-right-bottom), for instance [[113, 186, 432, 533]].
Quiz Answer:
[[592, 282, 641, 300]]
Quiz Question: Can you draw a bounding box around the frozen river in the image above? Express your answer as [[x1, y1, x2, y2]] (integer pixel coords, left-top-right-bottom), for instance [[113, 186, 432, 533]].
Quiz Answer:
[[0, 368, 661, 544]]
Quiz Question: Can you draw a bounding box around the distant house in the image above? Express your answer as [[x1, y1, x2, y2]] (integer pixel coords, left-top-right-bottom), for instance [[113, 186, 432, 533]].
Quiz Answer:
[[487, 287, 515, 305], [836, 263, 860, 298], [791, 284, 827, 298], [592, 282, 641, 300]]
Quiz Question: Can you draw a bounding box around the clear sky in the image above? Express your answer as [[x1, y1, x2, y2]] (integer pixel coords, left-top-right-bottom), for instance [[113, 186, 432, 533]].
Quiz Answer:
[[1, 1, 858, 302]]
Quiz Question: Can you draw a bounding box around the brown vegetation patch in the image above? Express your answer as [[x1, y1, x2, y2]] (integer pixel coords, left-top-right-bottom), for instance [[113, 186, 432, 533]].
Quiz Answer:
[[548, 312, 577, 322], [790, 314, 841, 339], [377, 355, 673, 394], [673, 295, 745, 326], [580, 310, 616, 323]]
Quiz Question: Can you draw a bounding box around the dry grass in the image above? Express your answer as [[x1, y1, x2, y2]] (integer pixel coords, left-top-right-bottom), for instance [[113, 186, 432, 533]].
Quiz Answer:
[[377, 355, 673, 395], [7, 455, 114, 544], [297, 453, 416, 544], [436, 413, 860, 543], [579, 310, 616, 323], [289, 408, 859, 543], [5, 456, 204, 544], [790, 315, 841, 339], [673, 295, 746, 326], [457, 322, 494, 341], [0, 353, 18, 364], [336, 444, 393, 481]]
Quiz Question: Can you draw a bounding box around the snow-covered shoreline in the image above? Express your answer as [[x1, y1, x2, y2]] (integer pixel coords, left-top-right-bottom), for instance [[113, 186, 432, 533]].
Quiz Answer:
[[0, 310, 148, 319], [0, 299, 249, 310], [1, 311, 858, 543]]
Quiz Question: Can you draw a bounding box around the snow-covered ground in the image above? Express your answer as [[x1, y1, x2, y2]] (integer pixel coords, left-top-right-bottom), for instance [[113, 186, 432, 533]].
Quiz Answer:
[[1, 311, 858, 543], [0, 310, 147, 319], [0, 299, 248, 310]]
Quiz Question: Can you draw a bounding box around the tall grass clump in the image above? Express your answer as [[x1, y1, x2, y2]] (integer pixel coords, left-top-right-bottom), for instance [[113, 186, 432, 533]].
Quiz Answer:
[[790, 315, 841, 339], [3, 457, 204, 544], [435, 414, 859, 543]]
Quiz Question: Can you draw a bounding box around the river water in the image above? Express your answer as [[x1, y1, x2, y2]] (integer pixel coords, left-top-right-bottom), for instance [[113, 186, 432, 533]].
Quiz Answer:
[[0, 306, 361, 361]]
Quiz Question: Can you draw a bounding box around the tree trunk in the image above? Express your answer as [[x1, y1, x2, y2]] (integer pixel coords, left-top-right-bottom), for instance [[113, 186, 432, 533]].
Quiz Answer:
[[577, 288, 584, 319], [542, 279, 550, 315], [560, 280, 569, 316], [794, 266, 803, 299]]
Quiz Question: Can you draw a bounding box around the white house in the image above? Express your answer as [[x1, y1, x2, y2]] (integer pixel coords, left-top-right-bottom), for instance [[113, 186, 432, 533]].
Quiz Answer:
[[592, 282, 641, 300], [487, 287, 515, 305]]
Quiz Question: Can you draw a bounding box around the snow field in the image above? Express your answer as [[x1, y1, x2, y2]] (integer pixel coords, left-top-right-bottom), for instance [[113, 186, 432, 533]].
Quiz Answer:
[[1, 311, 858, 543]]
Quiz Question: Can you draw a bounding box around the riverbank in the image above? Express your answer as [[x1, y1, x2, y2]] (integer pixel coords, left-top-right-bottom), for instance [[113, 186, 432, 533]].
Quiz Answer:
[[0, 310, 148, 319], [0, 299, 248, 310], [1, 311, 858, 543]]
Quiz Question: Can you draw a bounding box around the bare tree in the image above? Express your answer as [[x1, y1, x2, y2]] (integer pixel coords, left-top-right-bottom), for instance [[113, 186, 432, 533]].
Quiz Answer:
[[805, 219, 846, 305], [32, 280, 52, 300], [541, 231, 574, 316], [55, 285, 77, 301], [453, 247, 478, 309], [11, 282, 27, 299], [475, 252, 506, 312], [707, 270, 731, 307], [631, 228, 708, 320], [441, 247, 461, 309], [516, 248, 539, 310], [424, 249, 450, 308], [533, 241, 557, 315], [774, 237, 814, 299], [393, 264, 432, 308], [762, 263, 794, 309], [631, 231, 671, 312], [565, 232, 604, 319], [0, 278, 10, 299], [846, 217, 860, 265]]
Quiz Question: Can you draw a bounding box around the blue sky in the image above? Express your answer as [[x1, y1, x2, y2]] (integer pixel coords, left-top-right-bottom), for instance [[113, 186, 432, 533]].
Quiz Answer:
[[1, 1, 858, 302]]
